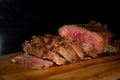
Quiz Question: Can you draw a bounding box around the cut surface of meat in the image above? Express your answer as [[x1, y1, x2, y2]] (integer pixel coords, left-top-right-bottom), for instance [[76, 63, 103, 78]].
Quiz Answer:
[[11, 54, 54, 69], [58, 25, 105, 54], [11, 21, 119, 70]]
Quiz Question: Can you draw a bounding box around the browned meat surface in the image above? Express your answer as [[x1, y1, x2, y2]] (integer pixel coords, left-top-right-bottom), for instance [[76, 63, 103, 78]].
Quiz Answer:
[[70, 41, 84, 60], [58, 25, 105, 54], [58, 21, 118, 54], [11, 54, 54, 69], [11, 21, 119, 70], [42, 51, 67, 65], [82, 43, 97, 58], [57, 43, 78, 62]]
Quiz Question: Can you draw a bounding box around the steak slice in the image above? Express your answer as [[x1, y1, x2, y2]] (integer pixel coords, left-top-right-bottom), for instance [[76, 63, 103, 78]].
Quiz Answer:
[[70, 41, 84, 60], [57, 43, 79, 62], [82, 43, 97, 58], [22, 40, 47, 58], [11, 54, 54, 69], [42, 51, 67, 65]]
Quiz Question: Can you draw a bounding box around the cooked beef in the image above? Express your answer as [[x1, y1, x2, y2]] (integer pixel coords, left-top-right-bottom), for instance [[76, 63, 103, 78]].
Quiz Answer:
[[57, 43, 79, 62], [58, 25, 105, 54], [11, 21, 119, 70], [82, 43, 97, 58], [22, 40, 47, 58], [58, 22, 118, 54], [11, 54, 54, 69], [70, 41, 84, 60], [42, 51, 67, 65]]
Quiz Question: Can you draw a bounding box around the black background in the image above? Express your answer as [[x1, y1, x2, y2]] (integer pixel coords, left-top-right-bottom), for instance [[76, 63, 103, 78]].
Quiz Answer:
[[0, 1, 119, 55]]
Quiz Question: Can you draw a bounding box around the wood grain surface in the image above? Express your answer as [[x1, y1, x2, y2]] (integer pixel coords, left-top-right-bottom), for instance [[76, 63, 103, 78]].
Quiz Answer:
[[0, 52, 120, 80]]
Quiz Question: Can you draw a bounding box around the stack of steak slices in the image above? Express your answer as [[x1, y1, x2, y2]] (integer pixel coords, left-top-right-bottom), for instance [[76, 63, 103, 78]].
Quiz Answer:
[[11, 21, 119, 69]]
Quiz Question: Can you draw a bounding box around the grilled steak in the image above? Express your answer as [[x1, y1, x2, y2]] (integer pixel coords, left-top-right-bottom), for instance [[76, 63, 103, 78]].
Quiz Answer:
[[11, 21, 119, 70]]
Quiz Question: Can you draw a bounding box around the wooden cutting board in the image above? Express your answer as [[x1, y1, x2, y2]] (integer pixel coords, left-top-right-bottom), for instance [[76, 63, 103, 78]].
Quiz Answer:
[[0, 52, 120, 80]]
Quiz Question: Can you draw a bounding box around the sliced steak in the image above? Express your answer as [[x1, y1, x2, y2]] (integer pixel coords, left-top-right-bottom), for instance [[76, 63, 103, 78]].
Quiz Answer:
[[70, 41, 84, 60], [58, 23, 118, 54], [22, 40, 47, 58], [82, 43, 97, 58], [11, 54, 54, 69], [57, 43, 79, 62], [58, 25, 105, 54], [11, 21, 119, 70], [42, 51, 67, 65]]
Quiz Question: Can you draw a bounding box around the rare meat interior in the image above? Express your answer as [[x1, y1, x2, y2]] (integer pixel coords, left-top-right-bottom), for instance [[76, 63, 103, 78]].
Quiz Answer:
[[11, 20, 120, 69]]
